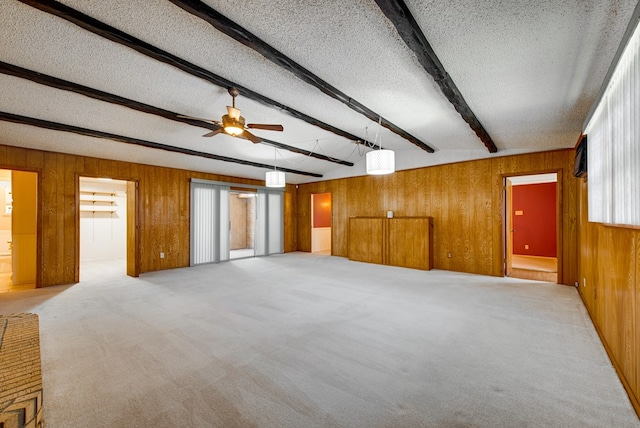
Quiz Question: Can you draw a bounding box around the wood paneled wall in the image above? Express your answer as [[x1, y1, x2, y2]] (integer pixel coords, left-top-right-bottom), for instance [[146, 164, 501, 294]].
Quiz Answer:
[[0, 144, 297, 287], [297, 149, 578, 284], [578, 177, 639, 414], [0, 143, 576, 285]]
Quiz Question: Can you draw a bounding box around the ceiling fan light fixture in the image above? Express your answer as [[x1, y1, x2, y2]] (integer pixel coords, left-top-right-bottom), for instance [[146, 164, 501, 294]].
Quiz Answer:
[[227, 106, 241, 120], [222, 114, 245, 136], [183, 88, 282, 142], [224, 125, 244, 136]]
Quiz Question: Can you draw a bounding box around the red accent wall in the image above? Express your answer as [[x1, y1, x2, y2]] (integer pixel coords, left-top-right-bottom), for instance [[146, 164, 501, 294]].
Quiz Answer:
[[512, 183, 556, 257], [312, 193, 332, 228]]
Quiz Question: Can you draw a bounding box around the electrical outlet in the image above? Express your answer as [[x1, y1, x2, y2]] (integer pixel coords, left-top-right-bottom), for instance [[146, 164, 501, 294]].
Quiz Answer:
[[525, 244, 529, 250], [160, 252, 165, 259], [447, 252, 452, 258]]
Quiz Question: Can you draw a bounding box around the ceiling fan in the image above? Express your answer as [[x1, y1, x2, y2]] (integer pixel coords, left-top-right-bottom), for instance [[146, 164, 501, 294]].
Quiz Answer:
[[179, 87, 283, 143]]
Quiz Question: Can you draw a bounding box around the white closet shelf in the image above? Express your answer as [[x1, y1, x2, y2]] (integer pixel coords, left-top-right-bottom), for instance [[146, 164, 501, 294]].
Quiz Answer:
[[80, 205, 117, 213], [79, 194, 116, 202]]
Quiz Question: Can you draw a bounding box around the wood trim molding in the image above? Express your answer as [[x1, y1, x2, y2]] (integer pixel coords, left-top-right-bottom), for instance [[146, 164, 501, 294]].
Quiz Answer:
[[0, 61, 353, 167], [0, 111, 323, 177], [18, 0, 376, 149], [556, 169, 564, 284], [168, 0, 435, 153], [374, 0, 498, 153]]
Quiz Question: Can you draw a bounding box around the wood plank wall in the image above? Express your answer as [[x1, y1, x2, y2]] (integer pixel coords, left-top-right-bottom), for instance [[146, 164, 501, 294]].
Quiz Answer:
[[0, 143, 576, 287], [0, 144, 297, 287], [578, 177, 640, 414], [297, 149, 578, 283]]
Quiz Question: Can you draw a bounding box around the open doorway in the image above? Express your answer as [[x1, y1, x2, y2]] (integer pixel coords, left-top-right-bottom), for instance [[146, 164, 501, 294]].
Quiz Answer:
[[230, 190, 256, 260], [505, 173, 559, 283], [311, 193, 332, 254], [79, 177, 129, 281], [0, 169, 38, 292]]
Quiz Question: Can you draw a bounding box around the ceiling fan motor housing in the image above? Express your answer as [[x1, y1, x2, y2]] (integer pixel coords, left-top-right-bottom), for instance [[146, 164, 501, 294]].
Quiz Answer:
[[222, 114, 245, 135]]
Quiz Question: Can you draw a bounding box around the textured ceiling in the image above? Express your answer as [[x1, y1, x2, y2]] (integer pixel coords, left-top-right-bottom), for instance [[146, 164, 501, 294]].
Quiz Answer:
[[0, 0, 637, 183]]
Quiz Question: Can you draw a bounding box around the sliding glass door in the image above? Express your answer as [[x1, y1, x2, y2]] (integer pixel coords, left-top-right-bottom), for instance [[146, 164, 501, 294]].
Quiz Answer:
[[255, 189, 284, 256], [190, 180, 230, 265], [190, 179, 283, 265]]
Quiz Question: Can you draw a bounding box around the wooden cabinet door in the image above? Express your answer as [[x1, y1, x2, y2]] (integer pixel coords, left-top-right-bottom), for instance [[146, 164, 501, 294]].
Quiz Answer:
[[348, 218, 384, 264], [388, 218, 432, 270]]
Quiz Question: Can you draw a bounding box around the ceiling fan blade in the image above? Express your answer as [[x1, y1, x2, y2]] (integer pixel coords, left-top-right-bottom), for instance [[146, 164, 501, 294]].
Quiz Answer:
[[242, 130, 262, 144], [178, 114, 216, 123], [246, 123, 284, 132], [202, 128, 224, 137]]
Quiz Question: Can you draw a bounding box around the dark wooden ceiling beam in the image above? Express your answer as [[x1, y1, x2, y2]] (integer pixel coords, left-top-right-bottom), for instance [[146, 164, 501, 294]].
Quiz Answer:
[[18, 0, 379, 150], [374, 0, 498, 153], [0, 61, 353, 167], [168, 0, 435, 154], [0, 111, 322, 178]]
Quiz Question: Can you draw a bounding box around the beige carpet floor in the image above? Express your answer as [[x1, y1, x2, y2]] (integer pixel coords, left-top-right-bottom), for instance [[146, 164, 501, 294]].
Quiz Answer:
[[0, 253, 638, 427]]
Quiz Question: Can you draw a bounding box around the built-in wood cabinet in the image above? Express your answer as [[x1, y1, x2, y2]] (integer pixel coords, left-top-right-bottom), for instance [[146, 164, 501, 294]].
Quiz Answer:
[[348, 217, 433, 270]]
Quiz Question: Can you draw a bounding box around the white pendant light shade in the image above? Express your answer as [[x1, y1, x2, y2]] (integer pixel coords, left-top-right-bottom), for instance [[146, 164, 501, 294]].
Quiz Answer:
[[265, 170, 286, 188], [366, 149, 395, 175]]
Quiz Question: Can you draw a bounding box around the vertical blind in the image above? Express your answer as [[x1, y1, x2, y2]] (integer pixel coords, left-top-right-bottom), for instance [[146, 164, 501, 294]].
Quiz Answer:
[[585, 19, 640, 225], [190, 181, 230, 265], [254, 189, 284, 256], [191, 180, 284, 265]]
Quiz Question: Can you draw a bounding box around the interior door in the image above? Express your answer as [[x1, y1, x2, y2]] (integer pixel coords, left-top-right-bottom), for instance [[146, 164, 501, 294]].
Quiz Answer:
[[505, 178, 513, 277]]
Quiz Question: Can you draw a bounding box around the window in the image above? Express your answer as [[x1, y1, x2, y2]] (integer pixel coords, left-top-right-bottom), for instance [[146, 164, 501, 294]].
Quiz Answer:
[[585, 18, 640, 226]]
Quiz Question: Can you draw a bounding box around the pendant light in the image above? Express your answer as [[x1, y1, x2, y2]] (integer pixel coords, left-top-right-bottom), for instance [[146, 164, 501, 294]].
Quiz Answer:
[[366, 117, 395, 175], [265, 147, 285, 188]]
